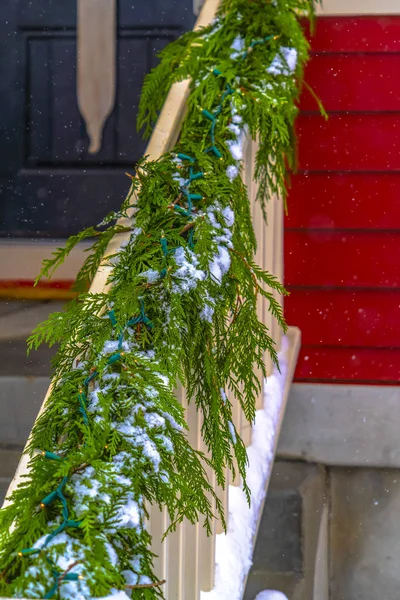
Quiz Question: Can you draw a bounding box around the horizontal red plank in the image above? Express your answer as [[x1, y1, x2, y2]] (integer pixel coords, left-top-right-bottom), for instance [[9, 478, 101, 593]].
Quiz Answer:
[[0, 280, 76, 299], [305, 17, 400, 53], [297, 114, 400, 171], [295, 346, 400, 383], [301, 53, 400, 112], [285, 231, 400, 288], [285, 289, 400, 347], [0, 279, 73, 289], [286, 173, 400, 230]]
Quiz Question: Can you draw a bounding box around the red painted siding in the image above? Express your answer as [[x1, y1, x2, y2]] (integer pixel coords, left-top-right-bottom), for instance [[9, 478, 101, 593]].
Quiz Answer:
[[305, 17, 400, 53], [285, 290, 400, 348], [300, 54, 400, 112], [295, 347, 400, 383], [298, 114, 400, 171], [286, 174, 400, 230], [286, 231, 400, 288], [286, 16, 400, 383]]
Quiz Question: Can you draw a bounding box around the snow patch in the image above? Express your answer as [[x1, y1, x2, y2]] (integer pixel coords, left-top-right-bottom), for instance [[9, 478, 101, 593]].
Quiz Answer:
[[200, 302, 215, 323], [230, 35, 245, 59], [226, 165, 239, 182], [267, 47, 298, 76], [139, 269, 160, 284], [254, 593, 289, 600], [226, 140, 243, 162], [162, 411, 183, 431], [102, 340, 130, 355], [144, 412, 166, 429], [207, 207, 222, 229], [115, 422, 162, 473], [222, 207, 235, 228], [97, 592, 131, 600], [209, 246, 231, 284], [228, 421, 237, 444], [172, 246, 206, 294], [114, 498, 142, 530]]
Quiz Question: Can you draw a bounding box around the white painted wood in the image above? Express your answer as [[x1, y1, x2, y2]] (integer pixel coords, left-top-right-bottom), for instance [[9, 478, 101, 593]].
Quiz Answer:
[[240, 406, 252, 448], [264, 194, 280, 357], [183, 399, 202, 599], [148, 505, 168, 588], [242, 138, 271, 408], [184, 390, 219, 593], [316, 0, 400, 14], [193, 0, 221, 28], [166, 520, 185, 599], [193, 0, 205, 16], [244, 138, 284, 380], [77, 0, 117, 154], [0, 240, 90, 284], [215, 467, 230, 535], [247, 139, 272, 399], [165, 386, 199, 600], [198, 433, 216, 592], [272, 195, 284, 354], [183, 518, 201, 600], [229, 386, 243, 486]]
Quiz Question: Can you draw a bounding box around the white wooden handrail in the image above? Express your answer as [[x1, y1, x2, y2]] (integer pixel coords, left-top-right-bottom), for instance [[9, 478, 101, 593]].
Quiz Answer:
[[1, 0, 301, 597]]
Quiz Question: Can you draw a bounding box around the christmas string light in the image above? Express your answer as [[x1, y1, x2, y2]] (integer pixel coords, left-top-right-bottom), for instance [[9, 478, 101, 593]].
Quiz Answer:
[[44, 557, 84, 600], [18, 300, 156, 598], [239, 34, 278, 60], [41, 451, 63, 462], [18, 475, 82, 596]]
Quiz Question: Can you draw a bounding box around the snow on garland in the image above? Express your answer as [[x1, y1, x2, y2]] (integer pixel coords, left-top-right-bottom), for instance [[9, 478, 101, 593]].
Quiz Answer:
[[0, 0, 317, 598]]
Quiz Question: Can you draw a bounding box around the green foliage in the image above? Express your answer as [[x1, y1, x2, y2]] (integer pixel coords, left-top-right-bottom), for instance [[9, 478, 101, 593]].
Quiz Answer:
[[0, 0, 317, 598]]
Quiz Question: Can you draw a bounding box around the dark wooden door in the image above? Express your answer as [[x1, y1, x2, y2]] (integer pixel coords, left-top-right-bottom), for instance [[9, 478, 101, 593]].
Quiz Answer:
[[0, 0, 195, 238]]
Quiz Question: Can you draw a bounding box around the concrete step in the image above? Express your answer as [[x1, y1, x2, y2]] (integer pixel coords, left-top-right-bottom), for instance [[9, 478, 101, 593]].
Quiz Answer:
[[0, 377, 49, 446], [0, 299, 56, 504], [0, 376, 51, 505], [278, 383, 400, 468], [0, 299, 59, 377], [0, 300, 65, 342], [244, 460, 328, 600], [330, 467, 400, 600], [265, 383, 400, 600]]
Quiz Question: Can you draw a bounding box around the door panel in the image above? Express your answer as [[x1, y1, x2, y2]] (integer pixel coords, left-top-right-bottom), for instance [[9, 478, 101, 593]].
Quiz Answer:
[[0, 0, 195, 237]]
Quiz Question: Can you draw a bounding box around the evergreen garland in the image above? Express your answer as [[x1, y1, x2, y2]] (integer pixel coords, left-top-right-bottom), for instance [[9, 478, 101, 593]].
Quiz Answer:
[[0, 0, 318, 598]]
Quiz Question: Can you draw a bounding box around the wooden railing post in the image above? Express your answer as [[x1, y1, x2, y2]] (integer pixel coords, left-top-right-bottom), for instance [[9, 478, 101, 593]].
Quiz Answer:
[[234, 136, 286, 474], [182, 396, 202, 600]]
